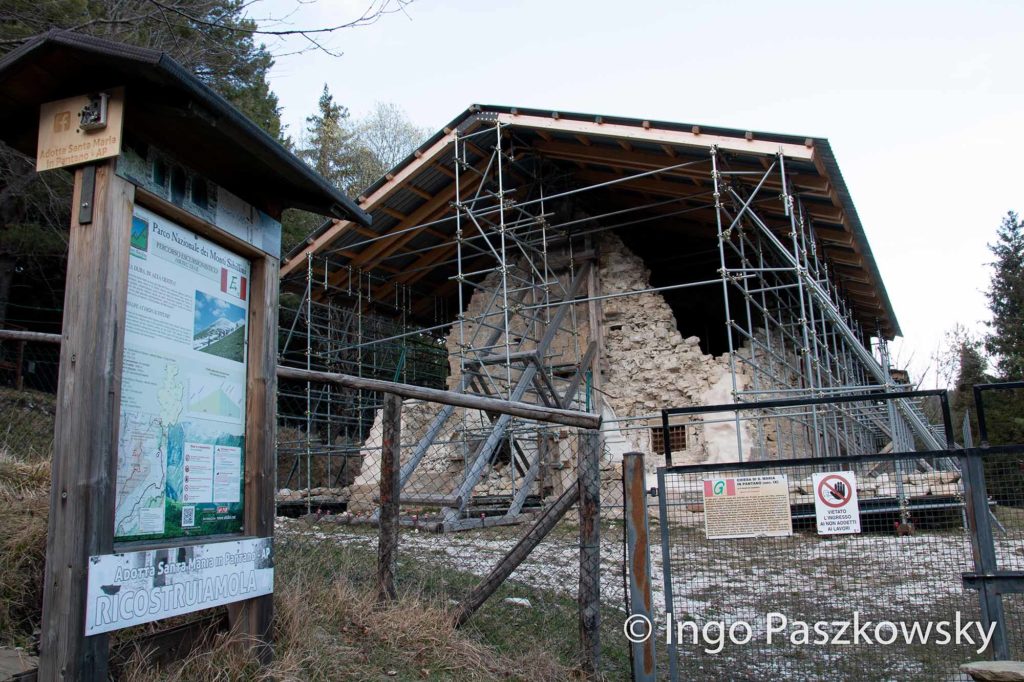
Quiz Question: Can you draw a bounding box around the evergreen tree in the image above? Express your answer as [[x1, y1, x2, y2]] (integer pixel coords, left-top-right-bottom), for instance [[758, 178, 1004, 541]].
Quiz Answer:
[[0, 0, 284, 141], [951, 332, 988, 443], [985, 211, 1024, 381], [298, 85, 354, 189], [0, 0, 287, 332]]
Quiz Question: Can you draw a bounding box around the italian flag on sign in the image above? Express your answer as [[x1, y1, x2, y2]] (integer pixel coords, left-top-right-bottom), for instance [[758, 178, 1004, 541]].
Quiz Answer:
[[704, 479, 736, 497]]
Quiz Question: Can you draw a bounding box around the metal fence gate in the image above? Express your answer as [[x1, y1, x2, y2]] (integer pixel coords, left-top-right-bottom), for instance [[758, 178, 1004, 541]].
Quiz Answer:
[[629, 387, 1024, 682]]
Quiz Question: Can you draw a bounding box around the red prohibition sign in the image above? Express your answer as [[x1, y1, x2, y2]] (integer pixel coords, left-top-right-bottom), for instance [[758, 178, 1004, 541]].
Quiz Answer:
[[817, 474, 853, 508]]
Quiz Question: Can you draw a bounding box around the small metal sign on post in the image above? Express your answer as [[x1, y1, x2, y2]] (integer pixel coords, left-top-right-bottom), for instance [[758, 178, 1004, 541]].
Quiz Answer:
[[812, 471, 862, 535], [0, 31, 371, 681]]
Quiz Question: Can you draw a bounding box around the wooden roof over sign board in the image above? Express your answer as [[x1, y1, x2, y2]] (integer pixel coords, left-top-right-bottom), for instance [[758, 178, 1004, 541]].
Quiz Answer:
[[284, 106, 900, 340], [0, 30, 371, 225]]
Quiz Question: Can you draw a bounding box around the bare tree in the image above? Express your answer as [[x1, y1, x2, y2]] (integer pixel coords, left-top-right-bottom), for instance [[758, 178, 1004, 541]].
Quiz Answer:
[[347, 102, 431, 195]]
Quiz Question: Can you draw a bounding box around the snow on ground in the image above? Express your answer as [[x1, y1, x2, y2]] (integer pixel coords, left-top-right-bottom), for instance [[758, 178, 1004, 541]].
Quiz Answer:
[[277, 514, 1024, 681]]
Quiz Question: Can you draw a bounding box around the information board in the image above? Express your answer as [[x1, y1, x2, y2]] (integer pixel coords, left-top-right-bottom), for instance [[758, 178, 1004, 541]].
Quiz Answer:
[[114, 205, 250, 540], [85, 537, 273, 635], [703, 474, 793, 540]]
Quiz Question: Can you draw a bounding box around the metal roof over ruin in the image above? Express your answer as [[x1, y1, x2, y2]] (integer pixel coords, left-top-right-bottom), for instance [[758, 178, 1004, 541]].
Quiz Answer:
[[283, 104, 900, 339]]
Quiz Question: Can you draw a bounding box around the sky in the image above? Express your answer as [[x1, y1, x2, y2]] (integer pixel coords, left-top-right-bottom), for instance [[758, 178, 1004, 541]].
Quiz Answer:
[[258, 0, 1024, 386]]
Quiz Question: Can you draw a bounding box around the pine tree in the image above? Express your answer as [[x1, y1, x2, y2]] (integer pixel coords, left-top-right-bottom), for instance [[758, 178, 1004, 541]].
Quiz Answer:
[[298, 85, 354, 189], [951, 333, 988, 442], [985, 211, 1024, 380]]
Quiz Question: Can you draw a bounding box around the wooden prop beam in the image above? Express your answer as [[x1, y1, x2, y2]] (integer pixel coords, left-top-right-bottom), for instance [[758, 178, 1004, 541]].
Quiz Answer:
[[275, 365, 601, 430]]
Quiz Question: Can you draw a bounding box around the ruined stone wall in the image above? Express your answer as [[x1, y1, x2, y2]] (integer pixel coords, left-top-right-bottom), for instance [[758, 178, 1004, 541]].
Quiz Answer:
[[345, 231, 816, 506], [596, 232, 758, 467]]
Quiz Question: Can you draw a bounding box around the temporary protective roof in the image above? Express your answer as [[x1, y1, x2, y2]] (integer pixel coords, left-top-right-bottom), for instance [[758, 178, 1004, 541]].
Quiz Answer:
[[284, 105, 898, 338]]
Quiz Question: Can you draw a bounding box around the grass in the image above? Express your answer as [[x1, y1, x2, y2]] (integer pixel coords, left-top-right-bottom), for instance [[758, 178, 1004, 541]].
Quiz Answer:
[[115, 532, 584, 681], [0, 386, 56, 462], [0, 453, 49, 648], [0, 389, 55, 647], [200, 327, 246, 363], [273, 526, 632, 679], [0, 471, 615, 680]]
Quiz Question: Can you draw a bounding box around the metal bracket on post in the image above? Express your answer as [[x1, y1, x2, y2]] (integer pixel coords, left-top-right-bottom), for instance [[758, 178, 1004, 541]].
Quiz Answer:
[[79, 164, 96, 225]]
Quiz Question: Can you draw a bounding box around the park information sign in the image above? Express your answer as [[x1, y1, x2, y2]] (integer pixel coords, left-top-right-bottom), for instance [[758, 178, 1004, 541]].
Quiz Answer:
[[85, 537, 273, 635], [114, 205, 250, 541], [812, 471, 862, 535], [703, 474, 793, 540]]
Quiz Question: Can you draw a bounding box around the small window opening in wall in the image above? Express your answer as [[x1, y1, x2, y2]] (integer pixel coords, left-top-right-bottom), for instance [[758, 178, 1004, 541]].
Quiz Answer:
[[191, 177, 209, 210], [651, 424, 686, 453], [152, 158, 167, 188], [610, 324, 623, 332], [170, 166, 186, 205]]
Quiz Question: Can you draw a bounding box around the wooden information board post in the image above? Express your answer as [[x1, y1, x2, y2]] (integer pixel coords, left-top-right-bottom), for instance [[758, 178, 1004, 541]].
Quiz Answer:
[[0, 31, 371, 680]]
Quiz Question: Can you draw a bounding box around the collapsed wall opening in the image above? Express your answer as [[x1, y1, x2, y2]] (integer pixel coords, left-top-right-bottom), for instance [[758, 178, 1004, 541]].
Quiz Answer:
[[616, 227, 751, 357]]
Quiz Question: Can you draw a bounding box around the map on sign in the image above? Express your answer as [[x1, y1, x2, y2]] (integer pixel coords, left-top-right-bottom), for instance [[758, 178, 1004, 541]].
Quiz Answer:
[[114, 206, 250, 541]]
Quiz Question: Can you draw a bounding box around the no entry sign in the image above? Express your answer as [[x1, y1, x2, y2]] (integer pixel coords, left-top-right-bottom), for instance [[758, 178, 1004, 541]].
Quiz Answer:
[[812, 472, 861, 535]]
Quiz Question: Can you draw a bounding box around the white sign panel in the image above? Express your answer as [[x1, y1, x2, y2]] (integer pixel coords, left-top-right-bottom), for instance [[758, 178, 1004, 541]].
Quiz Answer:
[[813, 471, 862, 535], [703, 474, 793, 540], [115, 205, 250, 540], [85, 537, 273, 635]]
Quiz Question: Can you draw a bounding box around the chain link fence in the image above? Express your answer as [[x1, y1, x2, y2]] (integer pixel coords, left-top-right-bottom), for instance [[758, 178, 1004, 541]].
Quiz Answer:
[[274, 375, 633, 676], [0, 335, 60, 653], [657, 452, 983, 681], [0, 337, 60, 461]]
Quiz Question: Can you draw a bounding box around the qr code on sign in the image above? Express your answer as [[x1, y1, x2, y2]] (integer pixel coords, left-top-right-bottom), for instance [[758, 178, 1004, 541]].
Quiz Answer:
[[181, 505, 196, 528]]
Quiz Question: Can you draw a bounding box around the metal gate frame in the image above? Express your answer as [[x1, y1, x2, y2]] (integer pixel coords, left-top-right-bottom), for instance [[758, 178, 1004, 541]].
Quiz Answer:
[[622, 386, 1024, 680]]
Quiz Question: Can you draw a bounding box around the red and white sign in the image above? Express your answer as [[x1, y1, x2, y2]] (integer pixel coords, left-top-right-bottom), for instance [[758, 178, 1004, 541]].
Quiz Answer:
[[812, 471, 861, 535], [220, 268, 247, 301]]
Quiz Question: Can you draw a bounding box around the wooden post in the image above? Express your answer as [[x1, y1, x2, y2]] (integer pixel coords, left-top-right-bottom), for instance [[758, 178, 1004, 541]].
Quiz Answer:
[[623, 452, 656, 682], [585, 240, 604, 402], [39, 160, 134, 681], [226, 251, 280, 662], [578, 429, 602, 677], [14, 339, 25, 390], [452, 478, 582, 627], [377, 392, 402, 602]]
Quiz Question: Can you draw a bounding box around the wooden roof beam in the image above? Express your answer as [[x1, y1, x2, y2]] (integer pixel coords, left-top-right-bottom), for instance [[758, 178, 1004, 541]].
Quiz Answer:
[[496, 112, 815, 160], [281, 127, 460, 277]]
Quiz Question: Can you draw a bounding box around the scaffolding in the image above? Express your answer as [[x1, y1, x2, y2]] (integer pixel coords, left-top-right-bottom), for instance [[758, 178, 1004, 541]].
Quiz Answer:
[[276, 113, 948, 527]]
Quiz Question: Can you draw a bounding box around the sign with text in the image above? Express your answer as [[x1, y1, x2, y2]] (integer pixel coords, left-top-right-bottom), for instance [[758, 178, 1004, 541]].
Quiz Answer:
[[813, 471, 862, 535], [36, 88, 124, 171], [703, 474, 793, 540], [85, 537, 273, 635], [115, 205, 250, 540]]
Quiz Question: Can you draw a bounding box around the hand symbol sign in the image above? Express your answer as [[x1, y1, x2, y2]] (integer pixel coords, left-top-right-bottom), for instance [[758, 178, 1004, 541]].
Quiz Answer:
[[829, 481, 846, 501]]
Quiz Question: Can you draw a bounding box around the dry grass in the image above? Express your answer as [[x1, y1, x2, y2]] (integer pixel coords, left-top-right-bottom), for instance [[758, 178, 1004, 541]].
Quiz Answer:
[[0, 389, 584, 679], [0, 452, 49, 647], [120, 568, 574, 681]]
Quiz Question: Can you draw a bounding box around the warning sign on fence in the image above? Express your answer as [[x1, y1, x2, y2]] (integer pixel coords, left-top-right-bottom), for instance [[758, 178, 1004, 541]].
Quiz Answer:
[[703, 474, 793, 540], [813, 471, 862, 535]]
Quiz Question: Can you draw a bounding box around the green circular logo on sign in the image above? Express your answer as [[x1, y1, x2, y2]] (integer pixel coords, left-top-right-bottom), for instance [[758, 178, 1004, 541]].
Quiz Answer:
[[713, 480, 725, 495]]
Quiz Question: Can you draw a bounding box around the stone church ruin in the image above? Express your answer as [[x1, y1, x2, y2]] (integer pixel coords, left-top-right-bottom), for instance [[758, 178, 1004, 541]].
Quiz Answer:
[[275, 106, 951, 530]]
